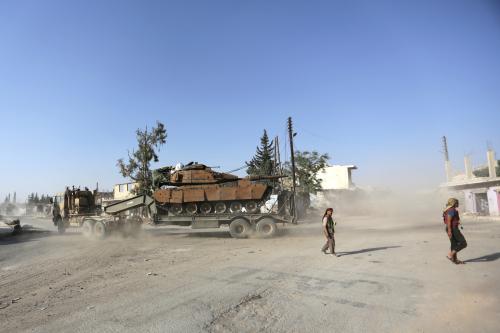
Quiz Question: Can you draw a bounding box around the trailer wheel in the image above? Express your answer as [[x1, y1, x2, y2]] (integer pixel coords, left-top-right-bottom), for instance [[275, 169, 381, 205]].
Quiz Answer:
[[81, 220, 95, 238], [93, 221, 107, 240], [229, 218, 251, 238], [256, 218, 277, 238]]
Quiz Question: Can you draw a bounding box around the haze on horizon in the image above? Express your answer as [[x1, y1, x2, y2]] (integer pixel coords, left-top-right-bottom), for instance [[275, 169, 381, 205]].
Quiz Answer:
[[1, 0, 499, 201]]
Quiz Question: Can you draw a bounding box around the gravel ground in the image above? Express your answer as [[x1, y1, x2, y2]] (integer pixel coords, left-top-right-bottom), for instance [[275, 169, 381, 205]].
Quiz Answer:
[[0, 213, 499, 333]]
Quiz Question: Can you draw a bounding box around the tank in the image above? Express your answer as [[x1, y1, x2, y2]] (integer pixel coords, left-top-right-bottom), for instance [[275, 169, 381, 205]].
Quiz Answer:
[[152, 162, 285, 215]]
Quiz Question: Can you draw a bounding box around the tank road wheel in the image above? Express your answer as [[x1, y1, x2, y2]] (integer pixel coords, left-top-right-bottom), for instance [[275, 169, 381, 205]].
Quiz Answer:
[[200, 202, 212, 214], [170, 204, 183, 215], [229, 201, 242, 213], [229, 218, 251, 239], [93, 221, 107, 240], [215, 202, 227, 214], [81, 220, 95, 238], [256, 218, 277, 238], [185, 203, 198, 214], [244, 201, 259, 214]]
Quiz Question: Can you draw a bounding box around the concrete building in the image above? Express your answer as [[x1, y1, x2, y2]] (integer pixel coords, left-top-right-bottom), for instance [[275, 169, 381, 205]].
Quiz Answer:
[[113, 182, 139, 200], [442, 148, 500, 216], [319, 165, 358, 190]]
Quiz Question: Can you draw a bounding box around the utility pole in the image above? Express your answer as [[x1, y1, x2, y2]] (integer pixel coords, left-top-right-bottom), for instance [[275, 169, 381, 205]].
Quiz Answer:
[[442, 136, 452, 182], [274, 136, 280, 174], [288, 117, 297, 194], [287, 117, 298, 222]]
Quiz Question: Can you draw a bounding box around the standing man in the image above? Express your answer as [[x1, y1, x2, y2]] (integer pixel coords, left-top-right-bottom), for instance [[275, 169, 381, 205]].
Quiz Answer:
[[444, 198, 467, 264], [321, 208, 337, 257]]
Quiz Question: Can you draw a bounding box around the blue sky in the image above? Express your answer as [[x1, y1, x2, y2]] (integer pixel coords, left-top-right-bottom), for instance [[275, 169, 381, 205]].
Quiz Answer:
[[1, 0, 499, 200]]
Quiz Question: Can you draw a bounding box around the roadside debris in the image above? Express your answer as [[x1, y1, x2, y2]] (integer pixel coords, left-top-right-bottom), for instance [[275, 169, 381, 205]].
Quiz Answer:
[[0, 216, 22, 236]]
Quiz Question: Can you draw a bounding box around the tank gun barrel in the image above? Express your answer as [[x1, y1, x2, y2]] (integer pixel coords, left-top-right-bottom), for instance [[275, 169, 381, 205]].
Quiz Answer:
[[161, 174, 287, 186], [245, 175, 288, 181]]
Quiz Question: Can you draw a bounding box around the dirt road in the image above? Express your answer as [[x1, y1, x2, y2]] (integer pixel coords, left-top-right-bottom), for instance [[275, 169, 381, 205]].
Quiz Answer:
[[1, 214, 499, 332]]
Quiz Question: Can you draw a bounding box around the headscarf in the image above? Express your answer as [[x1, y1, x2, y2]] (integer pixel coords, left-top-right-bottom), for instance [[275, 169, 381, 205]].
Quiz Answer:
[[444, 198, 458, 213]]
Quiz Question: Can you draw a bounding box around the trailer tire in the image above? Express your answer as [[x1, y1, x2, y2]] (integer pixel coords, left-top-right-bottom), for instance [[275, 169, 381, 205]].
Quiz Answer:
[[93, 221, 107, 240], [256, 218, 277, 238], [229, 218, 251, 239], [81, 220, 94, 238]]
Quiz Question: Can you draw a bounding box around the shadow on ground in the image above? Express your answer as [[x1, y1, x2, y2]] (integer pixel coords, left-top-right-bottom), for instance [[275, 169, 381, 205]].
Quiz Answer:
[[144, 227, 233, 239], [465, 252, 500, 263], [0, 228, 53, 246], [336, 246, 402, 257]]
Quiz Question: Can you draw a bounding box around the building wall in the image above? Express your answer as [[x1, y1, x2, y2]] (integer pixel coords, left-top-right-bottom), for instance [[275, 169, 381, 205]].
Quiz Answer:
[[487, 188, 500, 216], [463, 190, 475, 214], [113, 182, 138, 200], [319, 165, 356, 190]]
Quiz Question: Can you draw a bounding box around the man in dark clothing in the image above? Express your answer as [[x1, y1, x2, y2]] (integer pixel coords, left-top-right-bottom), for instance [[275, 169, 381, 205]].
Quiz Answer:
[[444, 198, 467, 264], [321, 208, 337, 257]]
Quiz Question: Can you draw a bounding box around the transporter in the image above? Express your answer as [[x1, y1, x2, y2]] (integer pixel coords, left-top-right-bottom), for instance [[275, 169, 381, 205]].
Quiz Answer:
[[54, 163, 296, 239], [104, 163, 296, 238]]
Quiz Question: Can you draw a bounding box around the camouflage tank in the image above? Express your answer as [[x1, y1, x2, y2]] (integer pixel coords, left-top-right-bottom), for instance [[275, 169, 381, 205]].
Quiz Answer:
[[152, 162, 285, 215]]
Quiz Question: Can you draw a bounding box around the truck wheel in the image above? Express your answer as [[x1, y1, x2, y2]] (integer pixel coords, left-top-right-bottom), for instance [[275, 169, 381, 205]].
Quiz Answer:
[[229, 218, 251, 238], [93, 221, 107, 240], [82, 220, 94, 238], [256, 218, 277, 238], [56, 217, 65, 234]]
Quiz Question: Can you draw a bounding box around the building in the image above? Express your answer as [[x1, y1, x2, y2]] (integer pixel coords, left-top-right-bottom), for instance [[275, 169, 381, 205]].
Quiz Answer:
[[319, 165, 358, 190], [113, 182, 139, 200], [442, 147, 500, 216]]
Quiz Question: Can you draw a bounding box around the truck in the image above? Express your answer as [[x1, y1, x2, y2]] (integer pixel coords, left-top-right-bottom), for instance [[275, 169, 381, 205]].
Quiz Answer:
[[54, 163, 297, 239], [51, 186, 143, 238]]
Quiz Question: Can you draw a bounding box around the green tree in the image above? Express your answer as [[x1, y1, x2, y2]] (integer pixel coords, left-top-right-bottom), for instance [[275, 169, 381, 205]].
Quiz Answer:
[[117, 121, 167, 195], [246, 129, 275, 176], [284, 150, 330, 194]]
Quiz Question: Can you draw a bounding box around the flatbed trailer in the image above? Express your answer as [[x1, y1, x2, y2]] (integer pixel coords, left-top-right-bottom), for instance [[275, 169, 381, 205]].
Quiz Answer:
[[103, 194, 296, 239], [154, 212, 294, 238]]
